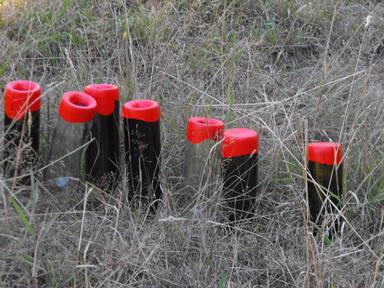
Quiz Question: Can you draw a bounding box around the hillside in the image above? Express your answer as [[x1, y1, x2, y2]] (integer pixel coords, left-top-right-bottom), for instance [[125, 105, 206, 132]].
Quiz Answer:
[[1, 1, 384, 287]]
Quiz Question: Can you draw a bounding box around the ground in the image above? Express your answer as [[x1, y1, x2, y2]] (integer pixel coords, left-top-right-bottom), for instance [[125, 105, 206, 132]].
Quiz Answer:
[[1, 0, 384, 287]]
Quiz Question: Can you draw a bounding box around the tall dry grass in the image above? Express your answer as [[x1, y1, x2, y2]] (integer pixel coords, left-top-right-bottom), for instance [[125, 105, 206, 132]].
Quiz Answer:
[[0, 0, 384, 287]]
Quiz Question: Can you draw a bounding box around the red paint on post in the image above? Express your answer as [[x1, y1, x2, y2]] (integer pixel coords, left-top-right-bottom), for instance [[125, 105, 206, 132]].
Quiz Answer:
[[222, 128, 259, 158], [186, 117, 224, 144], [84, 84, 119, 116], [307, 142, 342, 166], [122, 99, 161, 122], [59, 91, 97, 123], [4, 80, 41, 120]]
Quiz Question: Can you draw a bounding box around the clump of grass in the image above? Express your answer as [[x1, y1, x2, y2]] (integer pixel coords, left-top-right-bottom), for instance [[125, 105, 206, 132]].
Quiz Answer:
[[1, 0, 384, 287]]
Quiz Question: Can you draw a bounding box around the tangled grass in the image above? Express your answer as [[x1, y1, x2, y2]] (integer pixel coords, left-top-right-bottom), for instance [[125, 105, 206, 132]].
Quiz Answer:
[[1, 0, 384, 287]]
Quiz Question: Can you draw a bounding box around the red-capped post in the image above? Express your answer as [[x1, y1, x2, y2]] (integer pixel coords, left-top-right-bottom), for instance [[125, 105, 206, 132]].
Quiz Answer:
[[84, 84, 120, 192], [46, 92, 97, 184], [184, 117, 224, 208], [186, 117, 224, 145], [222, 128, 259, 222], [3, 80, 41, 183], [307, 142, 343, 235], [122, 99, 162, 207]]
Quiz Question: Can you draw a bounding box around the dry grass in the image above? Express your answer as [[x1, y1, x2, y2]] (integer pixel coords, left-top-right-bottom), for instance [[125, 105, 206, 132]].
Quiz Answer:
[[1, 0, 384, 287]]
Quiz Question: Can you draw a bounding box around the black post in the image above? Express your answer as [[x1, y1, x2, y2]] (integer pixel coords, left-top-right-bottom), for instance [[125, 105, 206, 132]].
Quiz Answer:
[[3, 80, 41, 184], [222, 128, 259, 222], [307, 142, 343, 237], [122, 100, 161, 208], [84, 84, 120, 192]]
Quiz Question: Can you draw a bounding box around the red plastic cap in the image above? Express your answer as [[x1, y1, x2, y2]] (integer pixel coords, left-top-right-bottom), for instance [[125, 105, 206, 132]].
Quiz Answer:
[[4, 80, 42, 120], [222, 128, 259, 158], [186, 117, 224, 144], [84, 83, 119, 116], [307, 142, 342, 166], [59, 91, 97, 123], [121, 99, 160, 122]]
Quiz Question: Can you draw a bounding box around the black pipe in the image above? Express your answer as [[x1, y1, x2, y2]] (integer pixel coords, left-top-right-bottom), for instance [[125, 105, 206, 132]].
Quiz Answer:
[[122, 100, 161, 208], [307, 142, 343, 237], [222, 128, 259, 222], [3, 80, 41, 184], [84, 84, 120, 192]]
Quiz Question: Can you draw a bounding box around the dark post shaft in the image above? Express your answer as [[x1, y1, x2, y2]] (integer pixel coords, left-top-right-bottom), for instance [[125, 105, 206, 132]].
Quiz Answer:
[[221, 128, 259, 223], [223, 154, 258, 222], [84, 84, 121, 192], [3, 80, 41, 184], [124, 118, 161, 205], [85, 100, 120, 192], [4, 111, 40, 183], [307, 161, 343, 234], [114, 100, 120, 124]]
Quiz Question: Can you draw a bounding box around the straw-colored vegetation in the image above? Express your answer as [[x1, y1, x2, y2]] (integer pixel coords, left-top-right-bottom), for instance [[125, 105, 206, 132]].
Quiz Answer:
[[1, 0, 384, 287]]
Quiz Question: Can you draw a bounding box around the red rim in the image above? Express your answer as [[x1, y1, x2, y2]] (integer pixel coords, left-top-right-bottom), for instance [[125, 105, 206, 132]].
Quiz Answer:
[[307, 142, 342, 166], [59, 91, 97, 123], [4, 80, 41, 120], [222, 128, 259, 158], [84, 83, 119, 116], [186, 117, 224, 144], [121, 99, 160, 122]]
